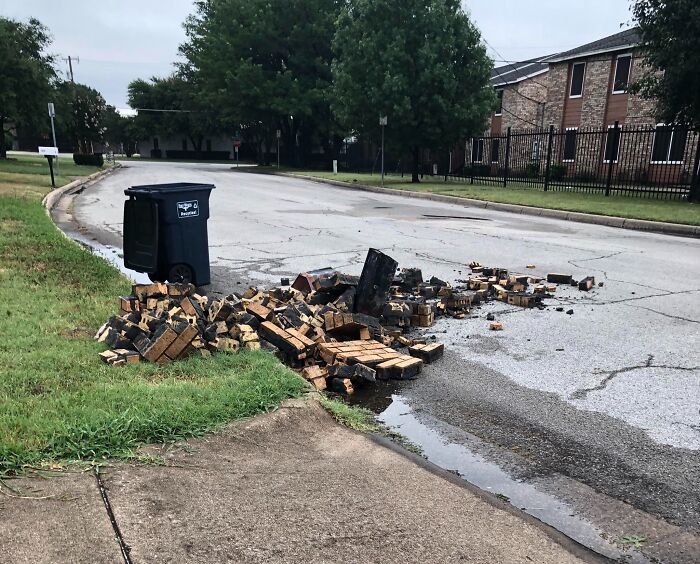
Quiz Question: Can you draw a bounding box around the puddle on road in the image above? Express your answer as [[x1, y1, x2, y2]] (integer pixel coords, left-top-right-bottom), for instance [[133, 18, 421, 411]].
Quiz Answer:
[[66, 231, 150, 284], [371, 395, 650, 563]]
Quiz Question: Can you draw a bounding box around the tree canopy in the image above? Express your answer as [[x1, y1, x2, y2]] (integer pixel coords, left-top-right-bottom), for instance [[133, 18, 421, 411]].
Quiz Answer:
[[632, 0, 700, 128], [0, 17, 56, 157], [128, 74, 223, 153], [332, 0, 494, 181], [179, 0, 342, 164]]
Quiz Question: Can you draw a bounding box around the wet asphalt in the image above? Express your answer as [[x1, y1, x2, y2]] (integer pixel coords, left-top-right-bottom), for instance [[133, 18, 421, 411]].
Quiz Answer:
[[73, 161, 700, 552]]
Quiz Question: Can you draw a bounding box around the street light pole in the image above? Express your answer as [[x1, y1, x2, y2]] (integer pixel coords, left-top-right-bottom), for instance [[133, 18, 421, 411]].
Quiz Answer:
[[379, 115, 387, 187], [276, 129, 281, 169], [48, 102, 59, 175]]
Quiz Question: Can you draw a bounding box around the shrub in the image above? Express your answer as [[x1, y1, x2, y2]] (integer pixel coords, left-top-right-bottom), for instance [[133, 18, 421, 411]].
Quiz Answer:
[[150, 148, 162, 159], [550, 164, 567, 180], [73, 153, 104, 167], [525, 161, 540, 178]]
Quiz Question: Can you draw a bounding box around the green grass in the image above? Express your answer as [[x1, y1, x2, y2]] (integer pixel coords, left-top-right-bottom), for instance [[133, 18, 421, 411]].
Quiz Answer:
[[319, 397, 425, 455], [0, 155, 103, 199], [286, 170, 700, 226], [0, 157, 306, 475], [319, 397, 382, 433]]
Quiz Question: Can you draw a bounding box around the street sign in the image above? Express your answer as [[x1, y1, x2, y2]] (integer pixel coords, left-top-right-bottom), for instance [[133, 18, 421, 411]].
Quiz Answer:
[[379, 115, 388, 126], [233, 139, 241, 148], [47, 102, 55, 118], [38, 146, 59, 156], [276, 129, 281, 139]]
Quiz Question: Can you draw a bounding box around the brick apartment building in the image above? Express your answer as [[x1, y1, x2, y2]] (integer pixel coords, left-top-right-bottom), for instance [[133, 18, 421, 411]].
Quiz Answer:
[[489, 58, 548, 134], [472, 28, 698, 189]]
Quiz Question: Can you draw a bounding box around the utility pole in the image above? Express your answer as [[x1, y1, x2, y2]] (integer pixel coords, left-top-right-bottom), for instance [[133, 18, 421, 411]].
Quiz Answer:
[[63, 56, 79, 152], [64, 55, 79, 82], [379, 115, 387, 187]]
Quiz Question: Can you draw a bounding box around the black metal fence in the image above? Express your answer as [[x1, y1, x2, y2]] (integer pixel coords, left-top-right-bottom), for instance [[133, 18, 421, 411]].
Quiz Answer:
[[448, 123, 700, 201]]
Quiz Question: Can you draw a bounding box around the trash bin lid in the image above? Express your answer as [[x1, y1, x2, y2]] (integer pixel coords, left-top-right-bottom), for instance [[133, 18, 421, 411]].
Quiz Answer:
[[124, 182, 215, 196]]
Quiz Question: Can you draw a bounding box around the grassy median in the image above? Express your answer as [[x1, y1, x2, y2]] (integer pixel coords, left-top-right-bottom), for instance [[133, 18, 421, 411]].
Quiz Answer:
[[0, 156, 306, 475], [286, 170, 700, 226]]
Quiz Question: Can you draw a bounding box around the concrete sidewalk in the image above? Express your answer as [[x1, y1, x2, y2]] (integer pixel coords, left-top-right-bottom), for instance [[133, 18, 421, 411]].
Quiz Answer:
[[0, 400, 599, 563]]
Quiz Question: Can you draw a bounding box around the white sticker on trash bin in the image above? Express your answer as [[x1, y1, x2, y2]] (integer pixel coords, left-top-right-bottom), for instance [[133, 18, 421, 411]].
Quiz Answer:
[[177, 200, 199, 218]]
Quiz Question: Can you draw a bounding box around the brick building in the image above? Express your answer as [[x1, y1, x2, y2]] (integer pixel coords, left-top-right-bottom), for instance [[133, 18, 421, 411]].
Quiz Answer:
[[542, 28, 653, 129], [464, 28, 697, 190], [489, 58, 549, 134]]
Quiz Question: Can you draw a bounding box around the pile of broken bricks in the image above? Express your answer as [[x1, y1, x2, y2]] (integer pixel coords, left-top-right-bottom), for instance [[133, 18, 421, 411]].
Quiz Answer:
[[95, 248, 596, 395]]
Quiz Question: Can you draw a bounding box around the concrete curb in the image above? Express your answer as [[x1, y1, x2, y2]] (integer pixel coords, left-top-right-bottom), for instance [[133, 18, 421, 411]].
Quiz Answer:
[[42, 163, 122, 213], [279, 173, 699, 238]]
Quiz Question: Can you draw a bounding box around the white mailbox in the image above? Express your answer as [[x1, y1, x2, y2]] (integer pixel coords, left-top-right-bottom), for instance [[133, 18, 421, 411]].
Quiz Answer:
[[38, 146, 59, 156]]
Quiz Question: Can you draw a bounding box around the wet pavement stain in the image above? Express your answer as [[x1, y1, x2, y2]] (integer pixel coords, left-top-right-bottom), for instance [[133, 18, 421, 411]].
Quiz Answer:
[[376, 395, 652, 563]]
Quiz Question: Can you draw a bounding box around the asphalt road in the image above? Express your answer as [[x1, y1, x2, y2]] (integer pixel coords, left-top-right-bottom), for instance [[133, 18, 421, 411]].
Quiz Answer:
[[74, 161, 700, 552]]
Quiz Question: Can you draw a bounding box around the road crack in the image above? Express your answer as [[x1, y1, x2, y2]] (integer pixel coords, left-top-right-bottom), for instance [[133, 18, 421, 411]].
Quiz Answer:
[[625, 303, 700, 324], [571, 354, 700, 399]]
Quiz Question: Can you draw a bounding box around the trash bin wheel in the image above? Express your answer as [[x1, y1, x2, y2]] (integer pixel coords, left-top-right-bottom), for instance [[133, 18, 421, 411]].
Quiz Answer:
[[148, 272, 165, 283], [168, 263, 194, 284]]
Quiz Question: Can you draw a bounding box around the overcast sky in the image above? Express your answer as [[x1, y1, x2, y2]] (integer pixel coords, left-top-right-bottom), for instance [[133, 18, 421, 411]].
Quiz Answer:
[[1, 1, 635, 109]]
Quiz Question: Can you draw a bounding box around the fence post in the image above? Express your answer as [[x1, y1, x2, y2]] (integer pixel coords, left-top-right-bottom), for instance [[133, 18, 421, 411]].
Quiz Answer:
[[470, 137, 475, 185], [689, 132, 700, 203], [544, 125, 554, 192], [503, 127, 511, 188], [605, 121, 619, 197]]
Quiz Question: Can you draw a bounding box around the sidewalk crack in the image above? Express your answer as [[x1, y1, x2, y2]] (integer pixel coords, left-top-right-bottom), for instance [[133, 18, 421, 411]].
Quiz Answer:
[[94, 467, 132, 564]]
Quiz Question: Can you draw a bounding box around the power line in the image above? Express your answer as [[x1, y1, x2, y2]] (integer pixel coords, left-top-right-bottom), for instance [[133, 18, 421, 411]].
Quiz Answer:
[[484, 38, 549, 91], [134, 108, 196, 113], [500, 106, 541, 128]]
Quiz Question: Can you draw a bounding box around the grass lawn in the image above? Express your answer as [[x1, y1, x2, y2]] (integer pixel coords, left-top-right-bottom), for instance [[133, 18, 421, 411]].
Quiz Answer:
[[0, 155, 103, 200], [0, 156, 306, 475], [285, 170, 700, 226]]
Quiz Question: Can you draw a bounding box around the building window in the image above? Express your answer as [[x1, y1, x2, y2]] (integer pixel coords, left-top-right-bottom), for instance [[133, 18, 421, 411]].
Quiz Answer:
[[569, 62, 586, 98], [603, 125, 621, 163], [182, 138, 188, 151], [491, 138, 500, 163], [495, 89, 503, 116], [206, 139, 212, 152], [471, 138, 484, 163], [153, 137, 159, 150], [612, 54, 632, 94], [563, 128, 578, 162], [651, 125, 687, 164]]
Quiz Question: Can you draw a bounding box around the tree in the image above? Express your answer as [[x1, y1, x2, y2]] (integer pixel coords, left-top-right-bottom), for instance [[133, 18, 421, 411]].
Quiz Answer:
[[128, 74, 223, 154], [332, 0, 494, 182], [632, 0, 700, 128], [179, 0, 342, 165], [0, 17, 55, 158], [102, 106, 139, 156], [52, 81, 109, 154]]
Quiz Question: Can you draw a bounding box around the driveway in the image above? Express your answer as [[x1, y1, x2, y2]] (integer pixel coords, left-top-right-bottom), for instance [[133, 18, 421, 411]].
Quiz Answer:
[[73, 160, 700, 558]]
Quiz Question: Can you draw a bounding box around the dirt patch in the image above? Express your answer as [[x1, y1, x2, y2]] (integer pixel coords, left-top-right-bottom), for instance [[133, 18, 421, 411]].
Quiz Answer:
[[60, 327, 92, 340]]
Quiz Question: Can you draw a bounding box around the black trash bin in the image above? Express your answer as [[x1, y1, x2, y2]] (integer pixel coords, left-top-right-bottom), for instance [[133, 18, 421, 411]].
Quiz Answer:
[[123, 182, 215, 285]]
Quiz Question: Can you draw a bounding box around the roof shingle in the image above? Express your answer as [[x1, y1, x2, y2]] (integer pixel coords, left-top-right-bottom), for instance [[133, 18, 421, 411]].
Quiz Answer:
[[546, 28, 641, 63]]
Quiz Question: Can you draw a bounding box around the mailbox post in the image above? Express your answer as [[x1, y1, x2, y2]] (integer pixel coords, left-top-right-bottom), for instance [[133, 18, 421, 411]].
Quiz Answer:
[[38, 146, 59, 187]]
